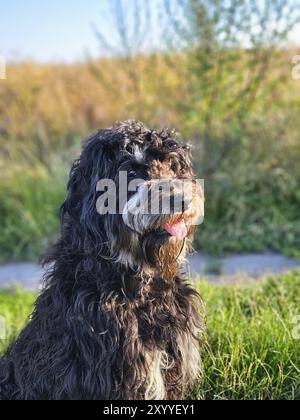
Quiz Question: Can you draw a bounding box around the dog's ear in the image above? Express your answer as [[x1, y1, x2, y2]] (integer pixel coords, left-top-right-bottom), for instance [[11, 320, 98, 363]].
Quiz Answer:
[[61, 130, 123, 239]]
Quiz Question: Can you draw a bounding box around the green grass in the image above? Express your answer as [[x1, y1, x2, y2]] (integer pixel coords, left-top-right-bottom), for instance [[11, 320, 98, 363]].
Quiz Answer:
[[193, 271, 300, 400], [0, 272, 299, 400], [0, 287, 36, 355], [0, 161, 67, 262]]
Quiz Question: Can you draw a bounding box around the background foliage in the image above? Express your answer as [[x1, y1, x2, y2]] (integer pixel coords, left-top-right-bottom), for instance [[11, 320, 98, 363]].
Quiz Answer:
[[1, 0, 300, 261]]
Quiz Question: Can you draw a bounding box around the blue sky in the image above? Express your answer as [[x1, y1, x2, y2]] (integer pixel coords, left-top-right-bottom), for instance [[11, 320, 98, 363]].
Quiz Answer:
[[1, 1, 300, 63], [1, 0, 118, 62]]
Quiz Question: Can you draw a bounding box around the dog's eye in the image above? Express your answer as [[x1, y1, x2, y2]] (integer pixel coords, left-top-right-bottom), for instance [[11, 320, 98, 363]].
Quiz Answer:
[[128, 170, 137, 177]]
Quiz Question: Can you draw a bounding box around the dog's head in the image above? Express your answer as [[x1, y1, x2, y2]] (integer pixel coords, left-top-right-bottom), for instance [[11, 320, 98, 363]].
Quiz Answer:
[[63, 121, 203, 280]]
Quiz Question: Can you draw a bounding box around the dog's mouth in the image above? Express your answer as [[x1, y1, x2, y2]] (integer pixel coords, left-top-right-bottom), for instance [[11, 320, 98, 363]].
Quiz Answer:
[[139, 215, 192, 280], [164, 217, 188, 240], [149, 214, 192, 241]]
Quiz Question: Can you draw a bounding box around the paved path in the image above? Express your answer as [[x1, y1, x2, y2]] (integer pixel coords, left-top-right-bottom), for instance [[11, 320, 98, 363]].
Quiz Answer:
[[0, 263, 44, 290], [188, 253, 300, 283], [0, 253, 300, 290]]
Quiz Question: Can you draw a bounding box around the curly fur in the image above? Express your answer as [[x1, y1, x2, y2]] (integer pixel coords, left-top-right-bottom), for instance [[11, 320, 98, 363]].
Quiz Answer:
[[0, 121, 205, 400]]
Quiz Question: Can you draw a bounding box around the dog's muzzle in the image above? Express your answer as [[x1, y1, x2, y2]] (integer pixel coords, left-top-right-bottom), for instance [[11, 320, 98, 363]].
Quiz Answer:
[[122, 179, 203, 239]]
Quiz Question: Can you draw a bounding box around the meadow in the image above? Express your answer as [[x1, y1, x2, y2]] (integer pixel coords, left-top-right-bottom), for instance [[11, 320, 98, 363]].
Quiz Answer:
[[1, 271, 299, 400]]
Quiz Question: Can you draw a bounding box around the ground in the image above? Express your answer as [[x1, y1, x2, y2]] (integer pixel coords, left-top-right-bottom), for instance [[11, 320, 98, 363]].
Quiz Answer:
[[0, 271, 299, 400]]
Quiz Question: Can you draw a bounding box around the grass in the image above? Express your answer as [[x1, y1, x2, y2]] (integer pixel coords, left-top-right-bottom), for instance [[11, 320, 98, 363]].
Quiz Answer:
[[0, 272, 299, 400], [0, 161, 67, 262], [193, 271, 300, 400], [0, 287, 36, 355]]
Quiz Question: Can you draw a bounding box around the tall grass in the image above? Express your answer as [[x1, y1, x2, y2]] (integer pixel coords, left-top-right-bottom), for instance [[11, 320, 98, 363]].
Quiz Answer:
[[0, 272, 299, 400], [0, 160, 67, 262]]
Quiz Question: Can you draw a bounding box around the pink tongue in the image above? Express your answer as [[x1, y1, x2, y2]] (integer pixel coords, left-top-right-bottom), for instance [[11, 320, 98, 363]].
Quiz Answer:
[[165, 219, 188, 240]]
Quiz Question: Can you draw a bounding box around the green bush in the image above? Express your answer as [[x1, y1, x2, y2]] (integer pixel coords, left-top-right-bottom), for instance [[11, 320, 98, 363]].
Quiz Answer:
[[194, 112, 300, 256]]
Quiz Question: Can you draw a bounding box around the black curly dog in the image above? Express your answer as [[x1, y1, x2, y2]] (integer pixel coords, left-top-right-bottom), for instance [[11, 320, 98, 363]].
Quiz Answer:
[[0, 121, 205, 400]]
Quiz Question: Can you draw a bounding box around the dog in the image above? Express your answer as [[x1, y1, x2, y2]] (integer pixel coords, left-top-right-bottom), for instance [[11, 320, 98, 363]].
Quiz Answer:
[[0, 120, 205, 400]]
